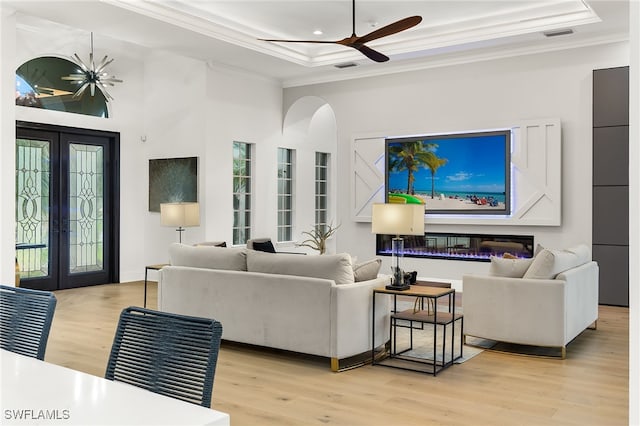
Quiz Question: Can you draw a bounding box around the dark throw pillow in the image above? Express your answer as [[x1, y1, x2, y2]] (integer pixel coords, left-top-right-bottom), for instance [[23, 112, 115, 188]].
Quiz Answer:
[[252, 240, 276, 253]]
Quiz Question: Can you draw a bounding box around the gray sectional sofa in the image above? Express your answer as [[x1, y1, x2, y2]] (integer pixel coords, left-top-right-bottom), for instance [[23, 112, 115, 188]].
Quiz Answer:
[[158, 243, 390, 371]]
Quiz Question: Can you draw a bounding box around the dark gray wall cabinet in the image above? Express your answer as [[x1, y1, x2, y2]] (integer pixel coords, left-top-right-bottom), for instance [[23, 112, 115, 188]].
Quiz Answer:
[[592, 66, 629, 306]]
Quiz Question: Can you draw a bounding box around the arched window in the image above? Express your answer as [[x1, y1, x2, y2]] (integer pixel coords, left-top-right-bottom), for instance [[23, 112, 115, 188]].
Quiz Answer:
[[16, 56, 109, 118]]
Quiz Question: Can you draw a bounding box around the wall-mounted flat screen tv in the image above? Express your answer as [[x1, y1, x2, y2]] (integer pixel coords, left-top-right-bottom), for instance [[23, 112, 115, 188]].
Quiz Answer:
[[386, 129, 511, 215]]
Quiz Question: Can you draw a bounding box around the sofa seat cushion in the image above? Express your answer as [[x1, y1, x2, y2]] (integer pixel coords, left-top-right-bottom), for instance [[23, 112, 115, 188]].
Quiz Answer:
[[246, 250, 355, 284], [169, 243, 247, 271], [523, 244, 591, 279]]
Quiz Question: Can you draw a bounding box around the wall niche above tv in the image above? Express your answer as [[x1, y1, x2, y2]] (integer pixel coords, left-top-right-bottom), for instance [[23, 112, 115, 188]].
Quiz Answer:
[[386, 129, 511, 215]]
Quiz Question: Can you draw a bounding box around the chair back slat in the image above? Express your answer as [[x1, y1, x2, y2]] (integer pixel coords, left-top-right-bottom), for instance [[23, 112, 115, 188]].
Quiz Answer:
[[0, 285, 57, 360], [105, 307, 223, 408]]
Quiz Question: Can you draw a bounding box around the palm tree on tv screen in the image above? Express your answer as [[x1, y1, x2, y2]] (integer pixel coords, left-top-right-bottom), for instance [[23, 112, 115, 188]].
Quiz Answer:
[[388, 141, 436, 195], [424, 154, 448, 199]]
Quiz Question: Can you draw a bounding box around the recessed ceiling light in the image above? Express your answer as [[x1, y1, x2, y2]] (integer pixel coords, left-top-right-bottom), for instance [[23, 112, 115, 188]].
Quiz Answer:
[[313, 30, 323, 36]]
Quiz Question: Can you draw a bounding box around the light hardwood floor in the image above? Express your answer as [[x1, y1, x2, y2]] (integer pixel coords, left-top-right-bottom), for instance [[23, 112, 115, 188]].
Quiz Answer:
[[45, 281, 629, 425]]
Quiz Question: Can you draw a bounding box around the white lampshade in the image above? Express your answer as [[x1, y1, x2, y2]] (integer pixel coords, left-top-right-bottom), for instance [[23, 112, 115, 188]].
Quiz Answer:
[[160, 202, 200, 227], [371, 203, 425, 236]]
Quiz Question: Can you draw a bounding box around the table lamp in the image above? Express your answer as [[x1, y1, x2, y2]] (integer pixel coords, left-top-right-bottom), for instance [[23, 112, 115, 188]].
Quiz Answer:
[[371, 203, 425, 290], [160, 202, 200, 243]]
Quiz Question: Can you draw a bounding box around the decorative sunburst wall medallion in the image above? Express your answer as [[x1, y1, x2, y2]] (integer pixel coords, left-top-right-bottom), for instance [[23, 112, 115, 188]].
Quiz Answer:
[[62, 32, 123, 101]]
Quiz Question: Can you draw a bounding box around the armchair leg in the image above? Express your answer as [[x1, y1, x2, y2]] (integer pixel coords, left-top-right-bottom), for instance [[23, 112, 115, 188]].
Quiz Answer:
[[588, 320, 598, 330], [561, 346, 566, 359]]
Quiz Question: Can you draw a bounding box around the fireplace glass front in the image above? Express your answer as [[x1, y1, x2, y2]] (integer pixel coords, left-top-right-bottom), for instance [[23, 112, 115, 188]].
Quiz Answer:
[[376, 232, 534, 262]]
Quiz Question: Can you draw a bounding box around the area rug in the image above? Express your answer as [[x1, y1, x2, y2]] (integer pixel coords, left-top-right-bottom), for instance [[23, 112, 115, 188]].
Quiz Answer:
[[391, 300, 483, 364]]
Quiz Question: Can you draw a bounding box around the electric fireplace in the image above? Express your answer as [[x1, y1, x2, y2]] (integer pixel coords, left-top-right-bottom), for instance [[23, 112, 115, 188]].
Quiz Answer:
[[376, 232, 534, 262]]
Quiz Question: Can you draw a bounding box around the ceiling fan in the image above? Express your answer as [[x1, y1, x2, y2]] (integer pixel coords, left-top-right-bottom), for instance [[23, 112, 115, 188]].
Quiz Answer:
[[259, 0, 422, 63]]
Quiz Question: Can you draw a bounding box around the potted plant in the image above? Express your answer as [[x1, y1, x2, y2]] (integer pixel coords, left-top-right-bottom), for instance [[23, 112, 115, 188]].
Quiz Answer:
[[297, 223, 339, 254]]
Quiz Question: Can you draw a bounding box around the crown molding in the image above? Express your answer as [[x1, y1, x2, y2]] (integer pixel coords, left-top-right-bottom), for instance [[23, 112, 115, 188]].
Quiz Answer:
[[282, 33, 629, 88], [103, 0, 603, 69]]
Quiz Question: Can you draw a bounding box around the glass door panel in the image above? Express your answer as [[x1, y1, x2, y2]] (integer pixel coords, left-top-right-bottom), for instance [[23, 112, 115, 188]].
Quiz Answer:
[[16, 138, 51, 279], [68, 143, 105, 275], [59, 133, 111, 289], [15, 129, 60, 292]]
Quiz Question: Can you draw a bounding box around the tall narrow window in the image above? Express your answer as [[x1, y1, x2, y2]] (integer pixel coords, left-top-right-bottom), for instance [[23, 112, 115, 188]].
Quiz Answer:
[[277, 148, 294, 242], [233, 142, 252, 245], [315, 152, 330, 229]]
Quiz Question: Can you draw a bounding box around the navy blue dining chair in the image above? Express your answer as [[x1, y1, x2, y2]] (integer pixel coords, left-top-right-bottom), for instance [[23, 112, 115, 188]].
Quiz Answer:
[[105, 306, 223, 408], [0, 285, 57, 360]]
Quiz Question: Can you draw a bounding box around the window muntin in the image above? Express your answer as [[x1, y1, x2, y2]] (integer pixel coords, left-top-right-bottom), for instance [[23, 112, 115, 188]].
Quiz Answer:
[[233, 142, 252, 245], [277, 148, 294, 242], [315, 152, 330, 229]]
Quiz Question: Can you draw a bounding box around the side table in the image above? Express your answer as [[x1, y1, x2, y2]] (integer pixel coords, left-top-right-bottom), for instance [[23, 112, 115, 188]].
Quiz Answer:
[[144, 264, 169, 308], [372, 285, 463, 375]]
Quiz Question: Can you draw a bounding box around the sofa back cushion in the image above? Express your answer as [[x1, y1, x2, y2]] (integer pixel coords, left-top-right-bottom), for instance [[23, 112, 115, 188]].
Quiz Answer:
[[246, 250, 355, 284], [353, 259, 382, 282], [523, 244, 591, 279], [169, 243, 247, 271], [194, 241, 227, 247]]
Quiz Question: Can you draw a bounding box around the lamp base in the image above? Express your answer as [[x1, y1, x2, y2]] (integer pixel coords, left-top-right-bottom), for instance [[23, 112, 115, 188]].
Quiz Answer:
[[385, 283, 410, 291]]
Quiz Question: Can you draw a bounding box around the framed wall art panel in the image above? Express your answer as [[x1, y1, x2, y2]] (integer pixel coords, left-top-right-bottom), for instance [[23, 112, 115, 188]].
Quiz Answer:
[[149, 157, 198, 212]]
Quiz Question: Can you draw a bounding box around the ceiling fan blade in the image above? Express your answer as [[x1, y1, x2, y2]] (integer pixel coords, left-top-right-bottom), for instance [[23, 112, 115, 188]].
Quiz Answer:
[[353, 44, 389, 63], [258, 38, 339, 44], [356, 16, 422, 44]]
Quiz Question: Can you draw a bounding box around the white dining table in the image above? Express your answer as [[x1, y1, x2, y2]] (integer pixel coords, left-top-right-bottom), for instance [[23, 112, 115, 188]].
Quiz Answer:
[[0, 350, 230, 425]]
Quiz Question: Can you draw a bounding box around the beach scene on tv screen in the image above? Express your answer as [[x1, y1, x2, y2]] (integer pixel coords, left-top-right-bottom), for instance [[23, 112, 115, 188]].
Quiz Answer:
[[387, 132, 509, 212]]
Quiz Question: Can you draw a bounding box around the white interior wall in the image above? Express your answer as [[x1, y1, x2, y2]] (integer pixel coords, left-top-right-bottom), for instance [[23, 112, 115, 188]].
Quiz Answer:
[[0, 12, 285, 282], [141, 51, 207, 270], [0, 5, 17, 284], [284, 41, 630, 281], [204, 65, 283, 246], [282, 99, 338, 252], [4, 15, 148, 283], [307, 104, 338, 253]]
